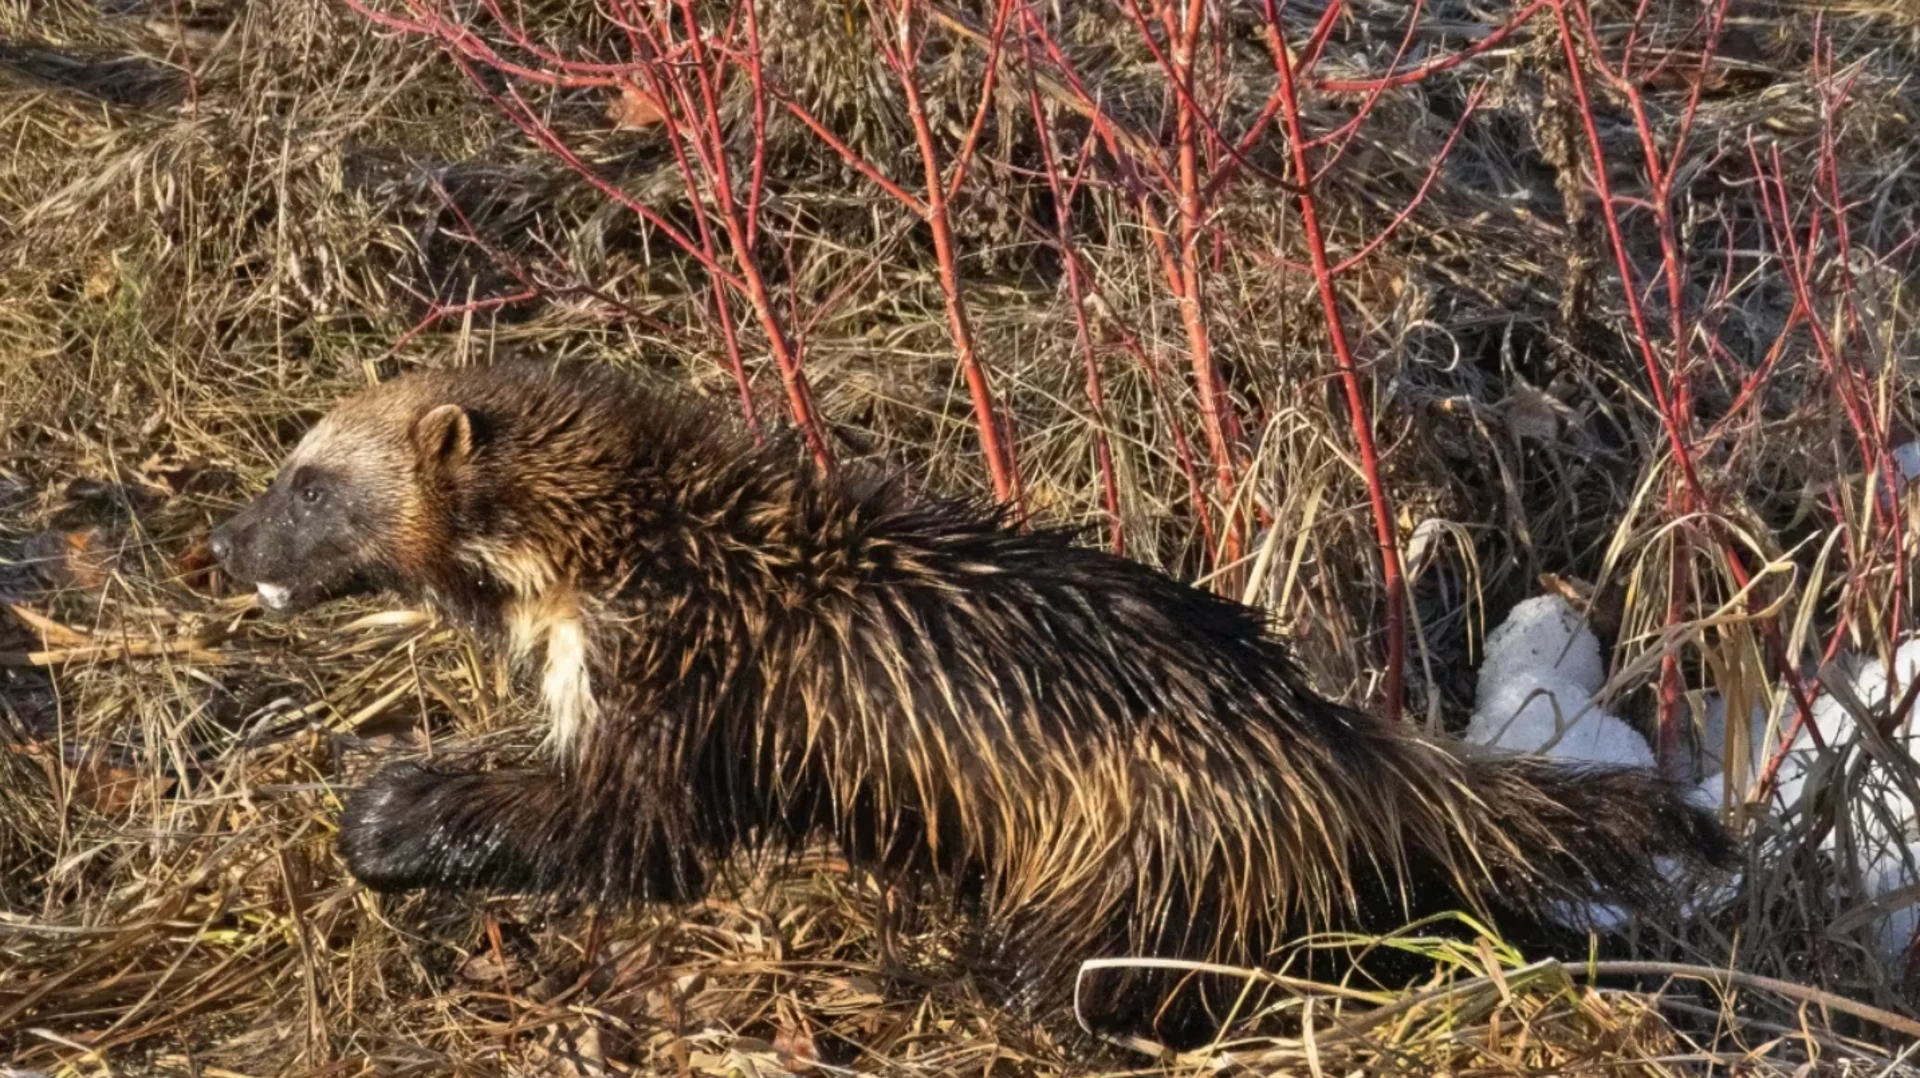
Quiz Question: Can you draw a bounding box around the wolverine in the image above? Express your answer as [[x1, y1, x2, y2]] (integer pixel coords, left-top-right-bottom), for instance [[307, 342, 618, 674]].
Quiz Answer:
[[210, 358, 1733, 1048]]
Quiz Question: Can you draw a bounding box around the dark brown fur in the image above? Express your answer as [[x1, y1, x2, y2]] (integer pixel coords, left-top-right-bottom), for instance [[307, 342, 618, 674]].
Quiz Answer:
[[211, 359, 1734, 1048]]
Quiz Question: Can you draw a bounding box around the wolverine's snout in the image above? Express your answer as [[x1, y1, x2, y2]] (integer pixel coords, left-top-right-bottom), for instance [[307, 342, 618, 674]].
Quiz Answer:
[[207, 506, 262, 573], [210, 464, 383, 615], [210, 494, 299, 612], [207, 526, 232, 565], [208, 498, 262, 582]]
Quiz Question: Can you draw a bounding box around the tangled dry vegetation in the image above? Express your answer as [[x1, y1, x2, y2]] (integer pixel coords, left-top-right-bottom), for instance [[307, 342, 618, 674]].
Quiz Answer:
[[5, 0, 1920, 1073]]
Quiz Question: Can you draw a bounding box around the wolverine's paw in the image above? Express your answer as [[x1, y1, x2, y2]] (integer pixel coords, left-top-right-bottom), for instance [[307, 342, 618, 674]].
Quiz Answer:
[[336, 760, 456, 893]]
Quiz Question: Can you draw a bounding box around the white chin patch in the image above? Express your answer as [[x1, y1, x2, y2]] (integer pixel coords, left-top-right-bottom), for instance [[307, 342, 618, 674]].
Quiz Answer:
[[256, 582, 293, 611]]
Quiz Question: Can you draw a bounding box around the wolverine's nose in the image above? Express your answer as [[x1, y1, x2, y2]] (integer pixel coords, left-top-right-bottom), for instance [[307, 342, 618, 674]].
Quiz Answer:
[[209, 520, 239, 566]]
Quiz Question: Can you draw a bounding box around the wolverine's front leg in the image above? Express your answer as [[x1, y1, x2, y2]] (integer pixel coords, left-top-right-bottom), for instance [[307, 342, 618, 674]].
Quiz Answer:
[[337, 759, 708, 904], [337, 761, 542, 894]]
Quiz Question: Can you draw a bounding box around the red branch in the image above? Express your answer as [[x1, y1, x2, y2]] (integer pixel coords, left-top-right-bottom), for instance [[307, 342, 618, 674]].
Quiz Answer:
[[875, 0, 1023, 506], [346, 0, 833, 470], [1028, 75, 1124, 552], [1551, 0, 1828, 778], [1264, 0, 1407, 720], [1315, 0, 1553, 93], [1164, 0, 1243, 566]]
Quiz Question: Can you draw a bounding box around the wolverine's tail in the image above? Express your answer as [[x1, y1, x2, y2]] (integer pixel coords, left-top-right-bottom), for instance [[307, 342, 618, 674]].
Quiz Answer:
[[1050, 752, 1739, 1051], [1440, 751, 1738, 926]]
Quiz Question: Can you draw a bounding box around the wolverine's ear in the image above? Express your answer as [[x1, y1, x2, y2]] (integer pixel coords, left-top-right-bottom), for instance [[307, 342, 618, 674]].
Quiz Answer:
[[412, 403, 474, 468]]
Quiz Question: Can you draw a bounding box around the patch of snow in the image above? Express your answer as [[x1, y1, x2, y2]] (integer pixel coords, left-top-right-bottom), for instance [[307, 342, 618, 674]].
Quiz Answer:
[[1856, 831, 1920, 971], [1881, 639, 1920, 731], [1698, 693, 1772, 780], [1892, 441, 1920, 483], [1471, 596, 1665, 932], [1685, 780, 1722, 813], [1741, 646, 1920, 968], [1695, 769, 1727, 812], [1494, 607, 1920, 963], [1478, 595, 1608, 699], [1863, 841, 1920, 967], [1469, 677, 1656, 771], [1884, 442, 1920, 510], [1760, 658, 1871, 818], [1542, 899, 1632, 934]]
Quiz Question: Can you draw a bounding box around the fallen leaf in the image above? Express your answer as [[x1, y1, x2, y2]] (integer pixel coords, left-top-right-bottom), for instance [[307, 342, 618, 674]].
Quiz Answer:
[[178, 540, 217, 591], [609, 83, 665, 130], [6, 604, 90, 647], [458, 949, 515, 985], [532, 1022, 610, 1078], [78, 759, 173, 814], [23, 528, 112, 592], [83, 254, 117, 301], [771, 1019, 819, 1074], [138, 453, 212, 495], [1537, 572, 1595, 607], [1501, 383, 1560, 443], [13, 742, 176, 815]]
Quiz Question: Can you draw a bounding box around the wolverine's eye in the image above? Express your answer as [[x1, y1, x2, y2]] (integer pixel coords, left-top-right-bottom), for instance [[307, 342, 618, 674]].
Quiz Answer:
[[299, 483, 325, 506]]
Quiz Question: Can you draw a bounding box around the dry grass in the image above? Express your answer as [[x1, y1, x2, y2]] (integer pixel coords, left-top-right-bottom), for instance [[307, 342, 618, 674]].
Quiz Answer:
[[4, 0, 1920, 1073]]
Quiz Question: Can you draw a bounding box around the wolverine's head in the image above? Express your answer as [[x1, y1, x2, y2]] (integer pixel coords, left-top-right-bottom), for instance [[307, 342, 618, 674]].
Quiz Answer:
[[211, 384, 477, 616]]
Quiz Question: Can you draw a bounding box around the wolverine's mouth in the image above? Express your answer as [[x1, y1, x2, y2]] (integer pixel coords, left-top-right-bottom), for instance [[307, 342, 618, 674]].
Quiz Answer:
[[250, 579, 325, 617], [244, 570, 383, 617], [256, 582, 295, 612]]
